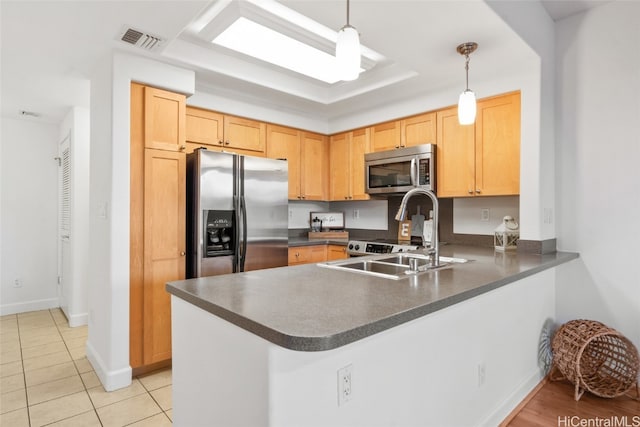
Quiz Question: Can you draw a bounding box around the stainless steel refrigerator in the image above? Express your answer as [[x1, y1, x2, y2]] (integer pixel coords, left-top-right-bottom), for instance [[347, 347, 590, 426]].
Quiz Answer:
[[186, 149, 288, 278]]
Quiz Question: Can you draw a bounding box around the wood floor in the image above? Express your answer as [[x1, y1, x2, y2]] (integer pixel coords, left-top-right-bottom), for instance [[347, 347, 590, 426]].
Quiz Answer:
[[503, 378, 640, 426]]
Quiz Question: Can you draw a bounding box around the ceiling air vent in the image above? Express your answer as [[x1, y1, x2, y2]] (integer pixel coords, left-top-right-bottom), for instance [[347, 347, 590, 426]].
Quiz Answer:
[[119, 27, 164, 51]]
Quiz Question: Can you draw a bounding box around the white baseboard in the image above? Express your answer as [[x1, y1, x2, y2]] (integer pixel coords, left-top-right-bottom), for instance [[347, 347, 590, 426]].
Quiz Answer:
[[86, 339, 132, 392], [0, 298, 59, 316], [481, 370, 545, 427], [67, 312, 88, 327]]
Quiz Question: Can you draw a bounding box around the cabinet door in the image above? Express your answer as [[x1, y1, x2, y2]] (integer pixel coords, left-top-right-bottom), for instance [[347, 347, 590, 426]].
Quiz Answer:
[[350, 128, 370, 200], [329, 132, 351, 201], [327, 245, 348, 260], [300, 132, 328, 200], [288, 246, 326, 265], [185, 107, 224, 153], [223, 115, 266, 155], [143, 149, 186, 365], [370, 121, 401, 152], [266, 124, 301, 200], [401, 112, 436, 148], [436, 107, 475, 197], [475, 92, 520, 196], [144, 87, 186, 152]]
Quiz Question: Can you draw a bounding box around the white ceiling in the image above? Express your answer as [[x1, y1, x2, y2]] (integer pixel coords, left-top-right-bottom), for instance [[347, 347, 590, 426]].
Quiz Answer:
[[0, 0, 610, 125]]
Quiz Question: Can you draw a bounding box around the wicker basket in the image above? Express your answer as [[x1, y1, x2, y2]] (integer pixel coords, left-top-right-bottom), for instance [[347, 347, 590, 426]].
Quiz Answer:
[[550, 319, 640, 400]]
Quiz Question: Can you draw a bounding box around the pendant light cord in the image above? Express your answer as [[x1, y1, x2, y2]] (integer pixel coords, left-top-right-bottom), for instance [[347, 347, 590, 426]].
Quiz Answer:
[[346, 0, 350, 26], [464, 54, 470, 91]]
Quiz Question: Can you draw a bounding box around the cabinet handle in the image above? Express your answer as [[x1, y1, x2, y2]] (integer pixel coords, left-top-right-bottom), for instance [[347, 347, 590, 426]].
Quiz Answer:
[[344, 196, 348, 200], [225, 140, 230, 145], [179, 145, 186, 151], [476, 189, 481, 194], [180, 251, 186, 256], [301, 195, 306, 199], [468, 190, 473, 194], [218, 140, 224, 145], [395, 145, 400, 149], [295, 252, 300, 258]]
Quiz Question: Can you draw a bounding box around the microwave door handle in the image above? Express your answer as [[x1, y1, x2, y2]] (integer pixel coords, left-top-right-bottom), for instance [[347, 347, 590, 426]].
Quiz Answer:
[[410, 158, 417, 186]]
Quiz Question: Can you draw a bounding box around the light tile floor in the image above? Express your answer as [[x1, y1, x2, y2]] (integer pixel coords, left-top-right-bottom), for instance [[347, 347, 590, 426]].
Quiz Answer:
[[1, 309, 173, 426]]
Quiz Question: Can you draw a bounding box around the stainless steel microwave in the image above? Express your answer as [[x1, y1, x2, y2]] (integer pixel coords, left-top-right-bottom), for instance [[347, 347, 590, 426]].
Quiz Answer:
[[365, 144, 435, 195]]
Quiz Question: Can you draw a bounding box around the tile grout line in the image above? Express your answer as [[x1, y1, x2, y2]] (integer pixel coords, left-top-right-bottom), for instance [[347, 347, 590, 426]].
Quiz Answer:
[[48, 308, 105, 427]]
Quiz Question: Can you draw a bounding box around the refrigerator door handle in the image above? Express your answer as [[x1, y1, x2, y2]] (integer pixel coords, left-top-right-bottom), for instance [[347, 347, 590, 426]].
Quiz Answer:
[[233, 195, 241, 273], [239, 195, 248, 272]]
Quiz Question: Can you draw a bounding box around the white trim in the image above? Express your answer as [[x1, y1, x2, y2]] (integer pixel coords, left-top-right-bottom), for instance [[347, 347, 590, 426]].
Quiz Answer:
[[0, 298, 59, 316], [480, 370, 545, 427], [67, 312, 88, 327], [86, 339, 132, 392]]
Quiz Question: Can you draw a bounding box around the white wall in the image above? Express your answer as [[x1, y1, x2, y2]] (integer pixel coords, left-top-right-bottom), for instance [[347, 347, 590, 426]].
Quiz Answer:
[[58, 107, 90, 326], [288, 199, 388, 230], [1, 117, 59, 314], [86, 51, 195, 391], [172, 268, 557, 427], [555, 2, 640, 348], [454, 196, 520, 235]]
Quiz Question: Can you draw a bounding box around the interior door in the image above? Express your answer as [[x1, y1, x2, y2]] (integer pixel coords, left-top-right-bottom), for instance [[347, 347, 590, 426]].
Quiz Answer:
[[57, 134, 71, 317]]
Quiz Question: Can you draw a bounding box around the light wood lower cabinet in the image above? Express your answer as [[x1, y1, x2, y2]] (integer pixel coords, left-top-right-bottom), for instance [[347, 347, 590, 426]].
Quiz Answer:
[[288, 245, 327, 265], [143, 149, 186, 365], [288, 245, 349, 265], [327, 245, 349, 260]]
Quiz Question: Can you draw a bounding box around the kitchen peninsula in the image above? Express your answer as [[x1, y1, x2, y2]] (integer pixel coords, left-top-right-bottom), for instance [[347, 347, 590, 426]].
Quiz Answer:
[[167, 245, 577, 426]]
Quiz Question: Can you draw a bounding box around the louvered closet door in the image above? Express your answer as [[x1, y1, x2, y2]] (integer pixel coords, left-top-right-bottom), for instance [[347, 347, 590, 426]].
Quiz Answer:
[[58, 136, 71, 315]]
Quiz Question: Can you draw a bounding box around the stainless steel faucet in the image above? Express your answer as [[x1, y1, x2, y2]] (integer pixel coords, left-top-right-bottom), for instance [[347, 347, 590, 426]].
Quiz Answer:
[[394, 188, 439, 267]]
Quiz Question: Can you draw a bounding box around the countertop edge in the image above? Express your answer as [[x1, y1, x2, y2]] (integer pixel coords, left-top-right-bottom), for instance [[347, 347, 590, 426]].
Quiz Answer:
[[167, 251, 579, 352]]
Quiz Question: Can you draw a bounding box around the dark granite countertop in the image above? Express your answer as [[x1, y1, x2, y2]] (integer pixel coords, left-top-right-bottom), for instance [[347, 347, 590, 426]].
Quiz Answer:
[[288, 237, 349, 247], [167, 245, 578, 352]]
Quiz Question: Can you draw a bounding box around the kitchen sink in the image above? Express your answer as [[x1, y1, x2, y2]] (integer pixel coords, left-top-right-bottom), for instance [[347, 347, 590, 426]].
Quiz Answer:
[[317, 252, 469, 280]]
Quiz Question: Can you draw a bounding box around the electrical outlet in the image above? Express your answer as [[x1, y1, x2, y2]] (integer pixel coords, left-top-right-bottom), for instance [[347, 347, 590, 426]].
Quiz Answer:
[[13, 279, 22, 288], [289, 209, 293, 219], [481, 208, 490, 222], [353, 209, 360, 219], [477, 362, 486, 387], [544, 208, 553, 224], [337, 364, 353, 406]]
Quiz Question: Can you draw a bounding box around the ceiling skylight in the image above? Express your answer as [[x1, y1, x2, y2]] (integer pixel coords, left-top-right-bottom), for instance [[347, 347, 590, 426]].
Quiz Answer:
[[212, 17, 362, 84]]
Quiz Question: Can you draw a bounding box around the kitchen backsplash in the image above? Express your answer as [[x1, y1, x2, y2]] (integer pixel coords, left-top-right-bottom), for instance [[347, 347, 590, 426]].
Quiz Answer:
[[289, 196, 519, 247]]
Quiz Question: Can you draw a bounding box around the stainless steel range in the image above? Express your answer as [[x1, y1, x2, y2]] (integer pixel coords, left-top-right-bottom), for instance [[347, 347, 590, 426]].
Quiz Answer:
[[347, 239, 421, 256]]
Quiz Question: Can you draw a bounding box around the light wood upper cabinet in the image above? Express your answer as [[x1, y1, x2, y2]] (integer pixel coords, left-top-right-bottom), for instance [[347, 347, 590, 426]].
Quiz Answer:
[[437, 91, 520, 197], [185, 107, 223, 153], [475, 92, 520, 196], [144, 86, 186, 152], [266, 124, 301, 200], [436, 106, 475, 197], [329, 128, 370, 201], [184, 107, 266, 156], [370, 120, 401, 152], [401, 112, 436, 148], [223, 115, 266, 155], [300, 132, 329, 200], [266, 126, 327, 200]]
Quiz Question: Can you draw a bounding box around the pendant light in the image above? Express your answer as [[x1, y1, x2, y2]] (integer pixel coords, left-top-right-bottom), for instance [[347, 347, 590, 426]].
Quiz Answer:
[[457, 42, 478, 125], [336, 0, 360, 81]]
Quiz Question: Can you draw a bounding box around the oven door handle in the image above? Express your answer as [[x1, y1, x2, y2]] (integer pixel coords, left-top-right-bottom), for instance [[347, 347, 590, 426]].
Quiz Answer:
[[410, 157, 417, 186]]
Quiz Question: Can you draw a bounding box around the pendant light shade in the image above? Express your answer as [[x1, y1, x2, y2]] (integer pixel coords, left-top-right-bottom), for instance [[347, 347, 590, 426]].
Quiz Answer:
[[336, 0, 360, 81], [456, 42, 478, 125], [458, 89, 477, 125]]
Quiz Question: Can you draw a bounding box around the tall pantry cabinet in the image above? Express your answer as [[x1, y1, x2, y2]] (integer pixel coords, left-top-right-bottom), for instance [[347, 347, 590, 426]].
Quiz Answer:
[[130, 83, 186, 371]]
